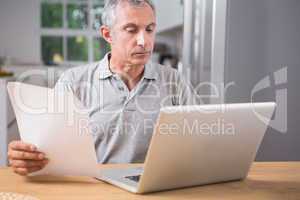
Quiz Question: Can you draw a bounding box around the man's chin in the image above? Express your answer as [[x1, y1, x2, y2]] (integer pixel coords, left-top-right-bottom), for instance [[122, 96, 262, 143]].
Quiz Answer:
[[131, 56, 150, 66]]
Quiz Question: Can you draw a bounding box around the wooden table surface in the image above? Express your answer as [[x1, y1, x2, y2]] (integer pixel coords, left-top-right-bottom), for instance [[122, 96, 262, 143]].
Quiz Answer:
[[0, 162, 299, 200]]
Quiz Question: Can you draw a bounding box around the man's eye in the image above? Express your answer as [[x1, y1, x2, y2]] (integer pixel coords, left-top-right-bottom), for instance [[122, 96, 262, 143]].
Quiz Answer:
[[126, 28, 137, 33], [146, 28, 154, 33]]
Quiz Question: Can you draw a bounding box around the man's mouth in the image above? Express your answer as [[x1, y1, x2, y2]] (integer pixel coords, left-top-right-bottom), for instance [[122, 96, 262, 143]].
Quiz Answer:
[[132, 52, 150, 56]]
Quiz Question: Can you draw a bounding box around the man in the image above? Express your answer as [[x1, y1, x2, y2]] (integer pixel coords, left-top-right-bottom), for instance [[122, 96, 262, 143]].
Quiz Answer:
[[8, 0, 196, 176]]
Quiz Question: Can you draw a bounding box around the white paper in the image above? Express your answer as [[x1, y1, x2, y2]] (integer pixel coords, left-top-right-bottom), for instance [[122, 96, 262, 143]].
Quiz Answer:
[[7, 82, 99, 177]]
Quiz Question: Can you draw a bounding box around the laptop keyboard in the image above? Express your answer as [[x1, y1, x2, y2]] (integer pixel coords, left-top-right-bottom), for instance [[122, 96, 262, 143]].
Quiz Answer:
[[125, 175, 141, 182]]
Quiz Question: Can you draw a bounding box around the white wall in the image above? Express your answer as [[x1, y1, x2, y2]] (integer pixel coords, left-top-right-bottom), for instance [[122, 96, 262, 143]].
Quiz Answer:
[[0, 0, 41, 64], [153, 0, 183, 32]]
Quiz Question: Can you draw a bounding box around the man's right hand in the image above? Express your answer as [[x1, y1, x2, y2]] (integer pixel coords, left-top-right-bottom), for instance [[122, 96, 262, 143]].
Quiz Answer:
[[8, 140, 49, 176]]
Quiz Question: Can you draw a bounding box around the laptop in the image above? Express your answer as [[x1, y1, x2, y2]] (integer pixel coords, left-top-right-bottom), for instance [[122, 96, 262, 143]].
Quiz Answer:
[[96, 102, 276, 194]]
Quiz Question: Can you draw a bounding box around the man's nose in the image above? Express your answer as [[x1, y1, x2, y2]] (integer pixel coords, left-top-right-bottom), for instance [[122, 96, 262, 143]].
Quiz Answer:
[[137, 32, 145, 47]]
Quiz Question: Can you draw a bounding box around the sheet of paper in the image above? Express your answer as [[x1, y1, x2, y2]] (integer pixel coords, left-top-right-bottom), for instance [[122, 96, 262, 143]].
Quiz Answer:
[[7, 82, 99, 177]]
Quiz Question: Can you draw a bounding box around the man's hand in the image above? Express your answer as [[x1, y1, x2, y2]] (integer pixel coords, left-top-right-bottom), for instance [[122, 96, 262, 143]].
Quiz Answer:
[[8, 140, 49, 176]]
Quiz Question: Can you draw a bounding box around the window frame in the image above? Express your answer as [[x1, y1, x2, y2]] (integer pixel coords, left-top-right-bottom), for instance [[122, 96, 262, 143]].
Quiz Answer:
[[40, 0, 106, 66]]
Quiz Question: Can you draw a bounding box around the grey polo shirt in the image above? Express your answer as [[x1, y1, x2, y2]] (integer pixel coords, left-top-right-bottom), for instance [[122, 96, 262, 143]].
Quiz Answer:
[[55, 53, 196, 164]]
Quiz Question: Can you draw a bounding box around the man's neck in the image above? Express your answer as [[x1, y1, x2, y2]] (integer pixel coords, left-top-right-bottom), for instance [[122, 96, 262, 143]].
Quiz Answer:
[[109, 54, 145, 91]]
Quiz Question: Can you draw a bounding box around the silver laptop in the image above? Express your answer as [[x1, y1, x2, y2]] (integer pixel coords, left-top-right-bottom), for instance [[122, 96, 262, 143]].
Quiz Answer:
[[96, 102, 276, 194]]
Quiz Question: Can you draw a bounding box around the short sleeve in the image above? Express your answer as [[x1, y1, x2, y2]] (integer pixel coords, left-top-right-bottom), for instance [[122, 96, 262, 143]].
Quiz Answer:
[[54, 70, 75, 94]]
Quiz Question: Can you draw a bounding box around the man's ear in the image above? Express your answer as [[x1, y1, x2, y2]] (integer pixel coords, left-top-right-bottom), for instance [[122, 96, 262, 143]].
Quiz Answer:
[[100, 25, 113, 44]]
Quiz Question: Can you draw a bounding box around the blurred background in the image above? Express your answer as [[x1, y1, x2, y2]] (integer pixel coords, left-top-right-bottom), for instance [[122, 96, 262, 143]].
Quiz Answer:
[[0, 0, 299, 166], [0, 0, 184, 74]]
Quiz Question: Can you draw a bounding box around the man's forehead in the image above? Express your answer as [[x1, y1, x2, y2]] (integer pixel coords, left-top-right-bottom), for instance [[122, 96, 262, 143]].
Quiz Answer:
[[120, 21, 156, 28]]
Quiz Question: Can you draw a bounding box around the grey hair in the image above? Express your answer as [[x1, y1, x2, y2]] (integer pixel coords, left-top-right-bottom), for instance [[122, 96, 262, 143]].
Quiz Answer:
[[101, 0, 156, 28]]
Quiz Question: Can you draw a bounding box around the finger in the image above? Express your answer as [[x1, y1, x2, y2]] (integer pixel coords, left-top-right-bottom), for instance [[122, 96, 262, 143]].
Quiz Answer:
[[27, 166, 44, 174], [13, 166, 43, 176], [8, 150, 45, 160], [9, 141, 37, 152], [9, 159, 49, 168], [13, 167, 28, 176]]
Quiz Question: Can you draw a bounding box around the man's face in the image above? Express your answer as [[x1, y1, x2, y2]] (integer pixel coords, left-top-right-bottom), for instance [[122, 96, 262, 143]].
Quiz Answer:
[[108, 2, 156, 66]]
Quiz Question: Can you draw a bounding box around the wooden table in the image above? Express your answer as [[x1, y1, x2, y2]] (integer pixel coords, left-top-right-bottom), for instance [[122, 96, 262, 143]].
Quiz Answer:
[[0, 162, 299, 200]]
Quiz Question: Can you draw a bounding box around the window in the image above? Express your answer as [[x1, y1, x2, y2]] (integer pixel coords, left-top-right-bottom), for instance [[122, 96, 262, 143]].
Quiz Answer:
[[41, 36, 63, 65], [40, 0, 109, 66]]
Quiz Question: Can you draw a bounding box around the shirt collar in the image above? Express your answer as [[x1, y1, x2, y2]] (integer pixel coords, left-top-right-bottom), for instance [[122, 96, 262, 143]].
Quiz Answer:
[[97, 52, 158, 80], [143, 61, 159, 80], [98, 53, 114, 80]]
